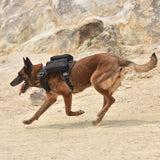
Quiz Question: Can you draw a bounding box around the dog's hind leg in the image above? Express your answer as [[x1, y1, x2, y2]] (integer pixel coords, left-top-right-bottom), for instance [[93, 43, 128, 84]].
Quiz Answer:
[[23, 93, 57, 125], [92, 68, 123, 125], [92, 90, 115, 126], [103, 96, 107, 108], [63, 93, 85, 116]]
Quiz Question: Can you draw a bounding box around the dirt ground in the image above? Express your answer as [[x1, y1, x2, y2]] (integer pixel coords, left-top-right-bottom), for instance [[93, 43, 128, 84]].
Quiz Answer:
[[0, 52, 160, 160]]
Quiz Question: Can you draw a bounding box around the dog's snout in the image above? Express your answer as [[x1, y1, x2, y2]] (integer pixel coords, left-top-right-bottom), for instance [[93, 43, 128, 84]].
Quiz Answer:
[[10, 75, 24, 87], [10, 80, 17, 86], [10, 81, 14, 86]]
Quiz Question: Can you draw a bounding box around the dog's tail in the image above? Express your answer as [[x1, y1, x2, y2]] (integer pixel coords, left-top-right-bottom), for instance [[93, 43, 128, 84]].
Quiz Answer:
[[119, 53, 158, 72]]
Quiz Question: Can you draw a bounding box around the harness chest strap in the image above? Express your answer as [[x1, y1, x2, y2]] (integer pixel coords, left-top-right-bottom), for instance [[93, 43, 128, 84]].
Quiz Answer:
[[39, 68, 51, 92]]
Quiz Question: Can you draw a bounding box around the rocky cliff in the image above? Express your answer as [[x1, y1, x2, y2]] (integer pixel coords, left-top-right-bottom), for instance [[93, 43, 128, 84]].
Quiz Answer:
[[0, 0, 159, 57]]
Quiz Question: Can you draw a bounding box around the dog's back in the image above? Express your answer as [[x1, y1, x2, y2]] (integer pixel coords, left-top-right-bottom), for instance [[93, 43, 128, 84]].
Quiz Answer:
[[70, 53, 120, 93]]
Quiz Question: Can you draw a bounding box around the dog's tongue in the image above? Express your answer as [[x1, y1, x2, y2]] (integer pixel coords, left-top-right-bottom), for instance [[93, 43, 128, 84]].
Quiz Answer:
[[19, 82, 25, 95]]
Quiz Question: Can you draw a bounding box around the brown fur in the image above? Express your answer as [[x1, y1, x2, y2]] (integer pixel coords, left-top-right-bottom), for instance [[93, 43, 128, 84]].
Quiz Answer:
[[10, 53, 157, 125]]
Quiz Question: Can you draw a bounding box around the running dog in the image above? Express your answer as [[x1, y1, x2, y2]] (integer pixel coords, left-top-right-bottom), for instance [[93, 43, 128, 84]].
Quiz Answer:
[[10, 53, 157, 125]]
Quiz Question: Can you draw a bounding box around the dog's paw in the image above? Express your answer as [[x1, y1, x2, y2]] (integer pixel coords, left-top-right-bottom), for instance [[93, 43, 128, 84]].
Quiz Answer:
[[77, 110, 85, 115], [92, 120, 100, 126], [23, 120, 32, 125]]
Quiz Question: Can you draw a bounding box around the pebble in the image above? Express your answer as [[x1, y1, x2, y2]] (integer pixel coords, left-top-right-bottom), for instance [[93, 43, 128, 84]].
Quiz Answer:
[[125, 85, 132, 89], [30, 89, 46, 106]]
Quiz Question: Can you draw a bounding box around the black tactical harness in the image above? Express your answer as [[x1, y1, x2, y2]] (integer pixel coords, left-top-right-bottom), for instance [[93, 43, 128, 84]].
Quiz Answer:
[[39, 54, 76, 92]]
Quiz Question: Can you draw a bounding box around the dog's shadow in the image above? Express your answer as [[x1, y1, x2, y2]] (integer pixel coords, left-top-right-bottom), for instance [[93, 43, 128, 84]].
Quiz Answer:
[[26, 119, 160, 130], [101, 119, 160, 128]]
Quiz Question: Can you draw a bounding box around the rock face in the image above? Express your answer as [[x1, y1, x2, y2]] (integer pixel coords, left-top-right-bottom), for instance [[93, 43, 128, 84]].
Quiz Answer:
[[0, 0, 159, 56]]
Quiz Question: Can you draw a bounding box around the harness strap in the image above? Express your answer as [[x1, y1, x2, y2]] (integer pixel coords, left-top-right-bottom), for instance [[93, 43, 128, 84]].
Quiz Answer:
[[60, 61, 76, 91], [39, 68, 50, 92]]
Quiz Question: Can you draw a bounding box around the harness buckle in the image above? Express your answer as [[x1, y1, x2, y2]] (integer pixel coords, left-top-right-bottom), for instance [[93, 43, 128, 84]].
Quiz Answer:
[[39, 71, 45, 77], [62, 72, 69, 78]]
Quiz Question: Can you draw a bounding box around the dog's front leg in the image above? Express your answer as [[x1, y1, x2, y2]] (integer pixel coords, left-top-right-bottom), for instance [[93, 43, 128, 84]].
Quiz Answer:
[[23, 93, 57, 125], [63, 93, 85, 116]]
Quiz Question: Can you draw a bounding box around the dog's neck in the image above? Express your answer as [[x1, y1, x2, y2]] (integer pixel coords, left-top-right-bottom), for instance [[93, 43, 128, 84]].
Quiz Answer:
[[32, 63, 43, 88]]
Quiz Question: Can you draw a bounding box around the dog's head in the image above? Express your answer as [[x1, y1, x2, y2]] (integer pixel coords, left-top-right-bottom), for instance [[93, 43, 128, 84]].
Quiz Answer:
[[10, 57, 41, 95]]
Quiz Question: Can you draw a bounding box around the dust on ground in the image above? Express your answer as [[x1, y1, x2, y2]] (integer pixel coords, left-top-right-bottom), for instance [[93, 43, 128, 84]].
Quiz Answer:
[[0, 52, 160, 160]]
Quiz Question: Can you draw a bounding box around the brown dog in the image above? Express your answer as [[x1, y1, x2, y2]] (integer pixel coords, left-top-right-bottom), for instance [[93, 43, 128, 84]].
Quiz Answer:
[[10, 53, 157, 125]]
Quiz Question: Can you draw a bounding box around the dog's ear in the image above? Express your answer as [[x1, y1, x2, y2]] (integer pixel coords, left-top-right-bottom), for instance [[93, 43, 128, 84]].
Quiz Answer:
[[26, 57, 33, 66], [23, 57, 32, 67], [23, 57, 32, 74], [23, 57, 26, 67]]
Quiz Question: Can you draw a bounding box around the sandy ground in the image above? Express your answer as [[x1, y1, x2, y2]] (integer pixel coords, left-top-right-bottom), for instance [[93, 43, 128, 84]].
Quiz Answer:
[[0, 52, 160, 160]]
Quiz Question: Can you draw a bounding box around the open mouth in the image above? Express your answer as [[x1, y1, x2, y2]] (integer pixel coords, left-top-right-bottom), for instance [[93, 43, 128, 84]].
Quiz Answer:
[[19, 82, 29, 95]]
